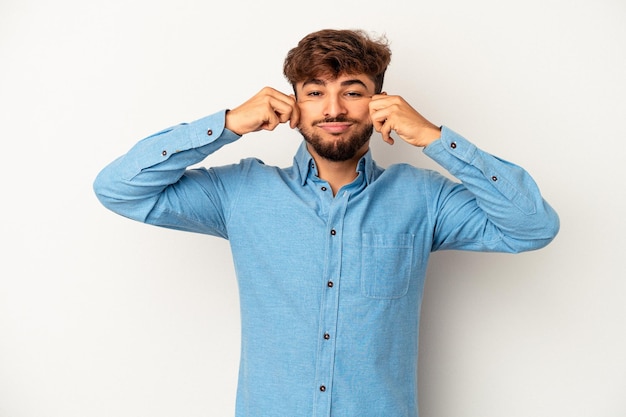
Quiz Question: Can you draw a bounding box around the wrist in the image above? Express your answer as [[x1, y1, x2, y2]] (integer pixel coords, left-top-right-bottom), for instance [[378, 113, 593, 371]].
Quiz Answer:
[[224, 109, 244, 136], [420, 125, 442, 147]]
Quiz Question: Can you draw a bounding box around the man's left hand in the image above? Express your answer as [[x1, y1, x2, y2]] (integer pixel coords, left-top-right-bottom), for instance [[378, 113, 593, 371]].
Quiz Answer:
[[369, 94, 441, 147]]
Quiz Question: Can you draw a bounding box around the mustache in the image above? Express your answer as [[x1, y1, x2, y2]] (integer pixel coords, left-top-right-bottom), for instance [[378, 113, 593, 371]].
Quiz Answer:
[[313, 116, 359, 125]]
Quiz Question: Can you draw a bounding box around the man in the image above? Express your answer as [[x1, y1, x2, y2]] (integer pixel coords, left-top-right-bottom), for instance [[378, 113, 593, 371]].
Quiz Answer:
[[94, 29, 559, 417]]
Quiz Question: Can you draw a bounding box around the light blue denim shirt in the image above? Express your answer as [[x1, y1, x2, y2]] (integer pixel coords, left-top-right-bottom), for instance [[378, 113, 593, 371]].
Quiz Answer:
[[94, 110, 559, 417]]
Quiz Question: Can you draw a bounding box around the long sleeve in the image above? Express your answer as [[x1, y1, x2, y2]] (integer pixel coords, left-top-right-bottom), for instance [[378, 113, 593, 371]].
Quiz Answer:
[[423, 126, 559, 253], [93, 110, 242, 237]]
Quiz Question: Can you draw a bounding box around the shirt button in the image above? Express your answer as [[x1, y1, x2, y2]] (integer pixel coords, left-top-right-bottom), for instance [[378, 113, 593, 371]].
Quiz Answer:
[[450, 142, 457, 149], [207, 129, 213, 136], [320, 385, 326, 392], [324, 333, 330, 340], [327, 281, 334, 288], [491, 176, 498, 181], [161, 150, 167, 156], [321, 186, 327, 191], [330, 229, 336, 236]]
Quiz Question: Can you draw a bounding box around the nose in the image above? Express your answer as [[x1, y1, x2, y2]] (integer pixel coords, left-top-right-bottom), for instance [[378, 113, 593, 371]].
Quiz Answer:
[[323, 94, 347, 118]]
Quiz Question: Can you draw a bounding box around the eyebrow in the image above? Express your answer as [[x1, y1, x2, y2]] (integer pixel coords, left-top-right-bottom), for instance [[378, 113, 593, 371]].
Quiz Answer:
[[302, 78, 369, 89]]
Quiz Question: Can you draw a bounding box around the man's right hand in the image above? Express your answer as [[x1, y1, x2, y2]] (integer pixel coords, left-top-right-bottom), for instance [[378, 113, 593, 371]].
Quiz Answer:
[[225, 87, 300, 136]]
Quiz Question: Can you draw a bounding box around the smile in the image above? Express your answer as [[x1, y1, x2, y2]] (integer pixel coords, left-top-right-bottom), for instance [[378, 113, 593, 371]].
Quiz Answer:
[[315, 122, 353, 134]]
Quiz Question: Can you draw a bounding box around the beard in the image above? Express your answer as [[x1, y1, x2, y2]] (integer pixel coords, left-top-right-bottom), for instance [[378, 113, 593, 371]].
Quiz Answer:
[[299, 117, 373, 162]]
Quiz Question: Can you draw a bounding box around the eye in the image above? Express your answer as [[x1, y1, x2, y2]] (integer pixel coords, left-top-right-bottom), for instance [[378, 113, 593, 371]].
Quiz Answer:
[[345, 91, 365, 99], [306, 91, 322, 97]]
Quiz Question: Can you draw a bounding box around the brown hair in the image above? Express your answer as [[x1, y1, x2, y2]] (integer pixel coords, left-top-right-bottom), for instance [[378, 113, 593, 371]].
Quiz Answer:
[[283, 29, 392, 94]]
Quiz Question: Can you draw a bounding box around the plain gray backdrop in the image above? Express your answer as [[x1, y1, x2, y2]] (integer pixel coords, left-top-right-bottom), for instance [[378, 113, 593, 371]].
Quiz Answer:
[[1, 0, 624, 416]]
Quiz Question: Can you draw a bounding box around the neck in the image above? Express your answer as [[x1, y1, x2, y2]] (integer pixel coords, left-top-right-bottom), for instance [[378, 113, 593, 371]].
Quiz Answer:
[[307, 143, 368, 196]]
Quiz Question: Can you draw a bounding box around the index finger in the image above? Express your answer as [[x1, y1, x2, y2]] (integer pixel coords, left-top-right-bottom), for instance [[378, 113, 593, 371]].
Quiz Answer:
[[268, 93, 299, 128]]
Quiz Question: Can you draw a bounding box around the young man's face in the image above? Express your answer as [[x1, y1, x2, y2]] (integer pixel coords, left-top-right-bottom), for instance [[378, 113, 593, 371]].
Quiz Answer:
[[295, 73, 376, 162]]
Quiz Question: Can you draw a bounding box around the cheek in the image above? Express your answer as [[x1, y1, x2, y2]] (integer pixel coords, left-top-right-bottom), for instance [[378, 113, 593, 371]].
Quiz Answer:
[[297, 105, 317, 125], [351, 101, 372, 117]]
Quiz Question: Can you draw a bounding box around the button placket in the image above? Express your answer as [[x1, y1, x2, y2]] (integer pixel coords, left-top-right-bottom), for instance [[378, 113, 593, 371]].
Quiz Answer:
[[313, 191, 350, 417]]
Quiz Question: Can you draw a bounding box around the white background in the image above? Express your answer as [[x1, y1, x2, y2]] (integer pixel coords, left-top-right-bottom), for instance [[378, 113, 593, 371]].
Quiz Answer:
[[1, 0, 624, 416]]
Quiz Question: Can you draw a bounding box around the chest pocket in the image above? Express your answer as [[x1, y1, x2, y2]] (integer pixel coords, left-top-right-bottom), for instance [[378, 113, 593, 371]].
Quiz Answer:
[[361, 233, 414, 299]]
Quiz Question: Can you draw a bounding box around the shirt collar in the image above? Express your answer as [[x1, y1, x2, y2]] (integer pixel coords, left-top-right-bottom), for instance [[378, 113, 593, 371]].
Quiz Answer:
[[293, 141, 376, 186]]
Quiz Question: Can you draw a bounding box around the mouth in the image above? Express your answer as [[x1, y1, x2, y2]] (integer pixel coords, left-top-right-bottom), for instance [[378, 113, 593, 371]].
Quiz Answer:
[[315, 121, 353, 134]]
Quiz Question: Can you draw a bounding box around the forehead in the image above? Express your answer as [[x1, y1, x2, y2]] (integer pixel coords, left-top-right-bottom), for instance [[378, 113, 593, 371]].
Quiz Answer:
[[297, 73, 375, 90]]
